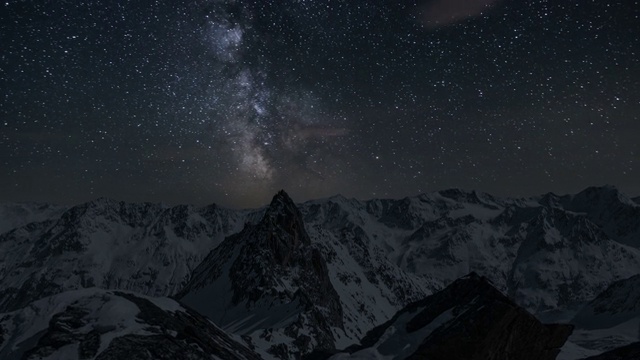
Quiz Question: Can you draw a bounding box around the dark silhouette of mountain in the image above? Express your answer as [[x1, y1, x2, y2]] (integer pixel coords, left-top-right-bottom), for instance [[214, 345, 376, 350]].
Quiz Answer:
[[327, 273, 573, 360]]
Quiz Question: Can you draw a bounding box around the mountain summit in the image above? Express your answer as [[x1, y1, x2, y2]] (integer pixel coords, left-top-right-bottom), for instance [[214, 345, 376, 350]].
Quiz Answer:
[[261, 190, 311, 265], [178, 190, 344, 358]]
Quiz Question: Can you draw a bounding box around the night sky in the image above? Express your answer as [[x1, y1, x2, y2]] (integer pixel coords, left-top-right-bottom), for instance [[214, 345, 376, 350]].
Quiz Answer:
[[1, 0, 639, 208]]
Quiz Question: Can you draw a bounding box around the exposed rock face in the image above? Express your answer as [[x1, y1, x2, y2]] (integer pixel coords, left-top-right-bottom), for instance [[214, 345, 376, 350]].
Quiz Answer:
[[405, 274, 573, 360], [334, 273, 573, 360], [0, 289, 262, 360], [178, 190, 344, 358]]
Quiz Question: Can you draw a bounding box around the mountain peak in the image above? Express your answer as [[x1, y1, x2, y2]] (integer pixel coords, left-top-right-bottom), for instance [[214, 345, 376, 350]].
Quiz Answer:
[[578, 184, 619, 196], [349, 273, 573, 360], [258, 190, 310, 264], [263, 190, 302, 226], [570, 184, 637, 210], [269, 189, 295, 207]]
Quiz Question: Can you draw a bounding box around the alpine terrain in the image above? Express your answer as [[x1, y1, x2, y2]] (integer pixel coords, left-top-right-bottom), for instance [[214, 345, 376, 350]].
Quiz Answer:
[[1, 185, 639, 359]]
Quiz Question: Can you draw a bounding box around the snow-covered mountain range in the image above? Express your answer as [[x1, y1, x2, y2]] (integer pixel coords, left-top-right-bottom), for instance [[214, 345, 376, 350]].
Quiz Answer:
[[1, 185, 639, 359], [0, 198, 262, 312]]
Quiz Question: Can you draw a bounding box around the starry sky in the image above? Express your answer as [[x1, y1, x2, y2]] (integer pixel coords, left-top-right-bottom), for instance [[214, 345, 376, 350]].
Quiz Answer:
[[1, 0, 639, 208]]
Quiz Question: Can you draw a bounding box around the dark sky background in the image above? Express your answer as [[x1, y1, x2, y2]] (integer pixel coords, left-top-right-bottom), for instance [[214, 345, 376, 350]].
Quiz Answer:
[[1, 0, 639, 208]]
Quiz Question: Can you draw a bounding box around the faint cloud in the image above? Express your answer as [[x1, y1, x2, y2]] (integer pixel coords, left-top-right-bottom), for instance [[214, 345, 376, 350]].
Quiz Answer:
[[418, 0, 502, 28]]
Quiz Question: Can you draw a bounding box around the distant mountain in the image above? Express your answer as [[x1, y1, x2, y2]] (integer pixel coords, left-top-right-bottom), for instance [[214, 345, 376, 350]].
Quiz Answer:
[[0, 288, 262, 360], [0, 198, 261, 312], [302, 186, 640, 315], [0, 202, 67, 235], [328, 273, 573, 360]]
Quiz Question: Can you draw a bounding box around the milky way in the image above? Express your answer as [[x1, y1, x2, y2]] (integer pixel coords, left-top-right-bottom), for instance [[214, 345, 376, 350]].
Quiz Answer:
[[1, 0, 639, 207]]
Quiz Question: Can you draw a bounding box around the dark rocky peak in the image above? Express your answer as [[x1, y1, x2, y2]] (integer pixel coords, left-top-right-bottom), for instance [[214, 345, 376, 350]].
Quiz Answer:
[[346, 273, 573, 360], [178, 191, 314, 295], [264, 190, 298, 218], [407, 273, 502, 322], [538, 192, 563, 208], [260, 190, 310, 257], [177, 192, 344, 357], [558, 185, 640, 247], [438, 188, 494, 205], [439, 188, 471, 200], [567, 185, 634, 210]]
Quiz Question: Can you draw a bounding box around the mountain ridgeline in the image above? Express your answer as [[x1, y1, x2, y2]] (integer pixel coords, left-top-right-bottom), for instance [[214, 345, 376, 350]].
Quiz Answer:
[[1, 185, 639, 359]]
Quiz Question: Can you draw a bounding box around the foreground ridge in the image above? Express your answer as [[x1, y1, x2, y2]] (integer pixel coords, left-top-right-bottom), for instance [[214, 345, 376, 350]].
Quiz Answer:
[[328, 272, 573, 360]]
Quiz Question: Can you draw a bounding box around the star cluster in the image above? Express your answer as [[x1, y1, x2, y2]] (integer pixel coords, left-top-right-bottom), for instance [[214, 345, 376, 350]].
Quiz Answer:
[[1, 0, 638, 207]]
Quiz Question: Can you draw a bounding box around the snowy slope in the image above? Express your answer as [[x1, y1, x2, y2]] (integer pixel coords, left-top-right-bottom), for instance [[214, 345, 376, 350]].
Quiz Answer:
[[0, 198, 261, 312], [0, 288, 262, 360], [558, 274, 640, 360]]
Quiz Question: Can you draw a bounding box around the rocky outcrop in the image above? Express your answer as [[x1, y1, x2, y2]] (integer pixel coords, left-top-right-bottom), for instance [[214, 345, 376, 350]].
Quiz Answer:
[[334, 273, 573, 360], [405, 274, 573, 360], [178, 190, 344, 358]]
